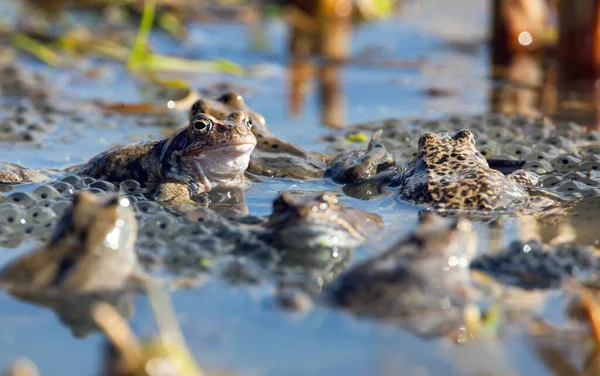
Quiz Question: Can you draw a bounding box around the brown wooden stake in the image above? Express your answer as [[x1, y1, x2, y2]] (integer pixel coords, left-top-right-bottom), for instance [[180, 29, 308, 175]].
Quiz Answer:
[[491, 0, 549, 66], [318, 62, 344, 127], [558, 0, 600, 79]]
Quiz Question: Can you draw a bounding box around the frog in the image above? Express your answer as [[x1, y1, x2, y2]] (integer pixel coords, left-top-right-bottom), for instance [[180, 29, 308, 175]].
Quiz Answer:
[[188, 92, 329, 180], [261, 190, 383, 289], [178, 191, 382, 286], [325, 129, 398, 184], [264, 191, 384, 250], [278, 212, 477, 337], [326, 212, 476, 335], [0, 191, 138, 337], [397, 129, 548, 211], [0, 111, 257, 210]]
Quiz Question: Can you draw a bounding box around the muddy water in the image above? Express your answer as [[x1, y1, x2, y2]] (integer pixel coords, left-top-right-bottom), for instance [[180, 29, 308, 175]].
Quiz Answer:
[[0, 1, 594, 375]]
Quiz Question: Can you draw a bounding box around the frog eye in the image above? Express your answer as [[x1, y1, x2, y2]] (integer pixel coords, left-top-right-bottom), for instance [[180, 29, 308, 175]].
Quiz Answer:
[[453, 129, 475, 144], [219, 92, 244, 107], [191, 101, 199, 114], [246, 117, 253, 129], [192, 116, 213, 134], [418, 133, 436, 149], [273, 196, 289, 212], [105, 196, 120, 207]]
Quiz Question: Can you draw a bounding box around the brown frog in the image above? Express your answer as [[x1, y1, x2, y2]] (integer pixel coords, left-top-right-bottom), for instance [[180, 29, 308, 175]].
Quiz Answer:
[[0, 191, 138, 337], [189, 92, 328, 180], [264, 191, 384, 250], [0, 112, 257, 210], [326, 212, 476, 336], [278, 212, 476, 337], [325, 129, 398, 184]]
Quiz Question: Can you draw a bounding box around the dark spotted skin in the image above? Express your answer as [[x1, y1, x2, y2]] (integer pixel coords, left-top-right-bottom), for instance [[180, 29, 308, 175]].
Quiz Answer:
[[399, 129, 539, 211], [73, 112, 254, 185], [69, 142, 159, 185]]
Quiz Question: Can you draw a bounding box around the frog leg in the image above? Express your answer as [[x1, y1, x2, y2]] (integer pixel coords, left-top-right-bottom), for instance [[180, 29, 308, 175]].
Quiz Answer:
[[506, 169, 542, 188], [0, 162, 52, 184], [515, 215, 541, 242], [548, 220, 576, 246], [153, 180, 205, 212], [508, 169, 571, 207]]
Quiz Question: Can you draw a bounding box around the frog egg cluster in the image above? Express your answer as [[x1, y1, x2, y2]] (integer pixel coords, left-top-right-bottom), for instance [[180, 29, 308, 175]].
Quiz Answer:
[[0, 64, 80, 145], [471, 240, 597, 289], [0, 176, 280, 276], [0, 63, 186, 149], [0, 64, 47, 98], [0, 175, 149, 247], [139, 209, 279, 277]]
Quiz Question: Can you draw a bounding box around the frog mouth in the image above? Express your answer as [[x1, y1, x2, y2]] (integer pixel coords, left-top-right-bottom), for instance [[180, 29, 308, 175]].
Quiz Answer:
[[270, 216, 365, 250], [190, 142, 256, 191]]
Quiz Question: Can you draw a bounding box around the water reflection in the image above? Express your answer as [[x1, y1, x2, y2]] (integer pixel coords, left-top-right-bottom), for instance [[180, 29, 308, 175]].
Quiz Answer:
[[491, 52, 600, 130]]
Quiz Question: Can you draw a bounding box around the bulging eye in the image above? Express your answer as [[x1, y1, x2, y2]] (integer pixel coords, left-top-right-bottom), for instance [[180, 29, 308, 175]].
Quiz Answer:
[[418, 133, 435, 149], [246, 117, 253, 129], [453, 129, 474, 144], [219, 92, 244, 107], [192, 116, 213, 133], [273, 197, 288, 212]]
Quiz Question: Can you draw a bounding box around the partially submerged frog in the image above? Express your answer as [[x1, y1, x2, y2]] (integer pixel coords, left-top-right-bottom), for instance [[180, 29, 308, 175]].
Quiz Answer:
[[181, 191, 381, 285], [279, 213, 476, 337], [325, 129, 398, 184], [398, 129, 547, 211], [264, 191, 384, 250], [0, 191, 138, 337], [326, 212, 475, 336], [0, 112, 257, 210], [189, 92, 328, 180]]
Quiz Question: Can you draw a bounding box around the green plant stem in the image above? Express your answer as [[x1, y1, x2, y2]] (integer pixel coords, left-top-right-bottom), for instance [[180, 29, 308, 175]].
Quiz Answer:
[[127, 0, 157, 68], [13, 33, 62, 67]]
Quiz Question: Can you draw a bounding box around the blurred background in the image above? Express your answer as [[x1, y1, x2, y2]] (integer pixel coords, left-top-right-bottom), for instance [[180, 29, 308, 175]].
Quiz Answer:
[[2, 1, 600, 375]]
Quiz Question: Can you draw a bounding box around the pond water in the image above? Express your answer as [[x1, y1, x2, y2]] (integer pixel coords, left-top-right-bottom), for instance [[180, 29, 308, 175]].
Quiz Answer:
[[0, 1, 595, 375]]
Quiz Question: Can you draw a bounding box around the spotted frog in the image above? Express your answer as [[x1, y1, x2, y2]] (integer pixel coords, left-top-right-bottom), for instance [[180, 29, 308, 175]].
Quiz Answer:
[[0, 112, 257, 210], [398, 129, 545, 211]]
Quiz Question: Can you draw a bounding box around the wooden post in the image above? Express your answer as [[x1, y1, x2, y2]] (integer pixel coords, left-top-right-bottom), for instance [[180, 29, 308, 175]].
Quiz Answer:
[[285, 0, 350, 127], [318, 62, 344, 127], [557, 0, 600, 79], [491, 0, 549, 65]]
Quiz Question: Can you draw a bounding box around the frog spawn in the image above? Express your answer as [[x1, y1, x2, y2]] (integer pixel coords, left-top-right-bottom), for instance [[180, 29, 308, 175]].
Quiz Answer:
[[471, 240, 597, 289], [0, 176, 152, 247], [0, 175, 280, 278]]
